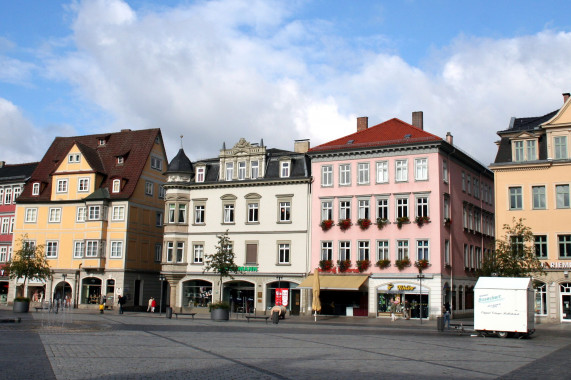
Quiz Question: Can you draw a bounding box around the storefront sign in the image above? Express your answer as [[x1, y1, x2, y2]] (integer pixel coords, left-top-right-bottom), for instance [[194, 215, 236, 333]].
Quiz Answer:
[[275, 288, 289, 307], [378, 283, 427, 294], [549, 262, 571, 269], [238, 266, 258, 272]]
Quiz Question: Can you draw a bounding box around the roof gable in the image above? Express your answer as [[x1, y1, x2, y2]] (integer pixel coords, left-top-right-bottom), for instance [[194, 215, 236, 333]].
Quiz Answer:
[[308, 118, 441, 153], [541, 98, 571, 128]]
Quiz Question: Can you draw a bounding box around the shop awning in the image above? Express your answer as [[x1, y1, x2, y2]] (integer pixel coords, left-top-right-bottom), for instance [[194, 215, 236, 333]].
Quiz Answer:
[[298, 275, 368, 290]]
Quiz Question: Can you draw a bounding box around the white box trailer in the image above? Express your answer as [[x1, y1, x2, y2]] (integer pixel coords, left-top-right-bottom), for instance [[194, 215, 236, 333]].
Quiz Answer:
[[474, 277, 535, 338]]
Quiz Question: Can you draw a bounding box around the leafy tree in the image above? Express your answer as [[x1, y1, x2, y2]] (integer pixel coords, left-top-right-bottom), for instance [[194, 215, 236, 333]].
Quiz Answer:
[[203, 230, 239, 302], [479, 218, 545, 277], [6, 235, 52, 299]]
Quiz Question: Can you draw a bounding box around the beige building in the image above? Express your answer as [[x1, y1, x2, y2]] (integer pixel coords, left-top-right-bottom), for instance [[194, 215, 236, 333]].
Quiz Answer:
[[490, 93, 571, 322]]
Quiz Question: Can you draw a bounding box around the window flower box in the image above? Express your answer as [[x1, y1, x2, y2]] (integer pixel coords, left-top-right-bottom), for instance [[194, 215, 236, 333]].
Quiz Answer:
[[357, 218, 371, 230], [395, 257, 411, 270], [415, 216, 430, 227], [320, 219, 334, 231], [337, 259, 352, 272], [319, 259, 334, 271], [338, 218, 352, 231], [356, 259, 371, 273], [376, 259, 391, 269], [414, 259, 430, 272], [376, 218, 388, 230], [396, 216, 409, 229]]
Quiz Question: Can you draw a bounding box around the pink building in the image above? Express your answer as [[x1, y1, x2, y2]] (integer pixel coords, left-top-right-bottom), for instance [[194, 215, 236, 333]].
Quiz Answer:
[[306, 114, 494, 318]]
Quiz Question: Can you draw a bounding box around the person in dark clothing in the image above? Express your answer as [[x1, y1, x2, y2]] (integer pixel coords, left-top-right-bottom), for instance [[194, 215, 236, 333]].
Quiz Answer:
[[118, 295, 126, 314]]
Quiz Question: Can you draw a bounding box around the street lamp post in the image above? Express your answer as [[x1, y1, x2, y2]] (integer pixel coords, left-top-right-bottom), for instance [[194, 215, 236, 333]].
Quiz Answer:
[[417, 274, 425, 324], [159, 275, 166, 316]]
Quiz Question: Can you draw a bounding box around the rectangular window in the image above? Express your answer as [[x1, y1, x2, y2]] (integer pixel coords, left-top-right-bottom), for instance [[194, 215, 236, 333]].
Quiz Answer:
[[195, 205, 205, 224], [196, 167, 205, 182], [48, 208, 62, 223], [321, 241, 333, 261], [467, 175, 471, 194], [358, 199, 370, 219], [339, 164, 351, 185], [278, 243, 290, 264], [145, 181, 154, 196], [414, 158, 428, 180], [511, 236, 524, 257], [247, 203, 259, 223], [166, 242, 174, 262], [339, 200, 351, 220], [56, 179, 68, 193], [1, 218, 9, 234], [321, 165, 333, 187], [279, 201, 291, 222], [0, 188, 3, 204], [395, 160, 408, 182], [9, 217, 14, 233], [151, 156, 163, 171], [514, 140, 524, 161], [178, 204, 187, 223], [225, 162, 234, 181], [46, 241, 58, 258], [556, 184, 570, 208], [339, 241, 351, 261], [156, 212, 163, 227], [246, 243, 257, 264], [473, 179, 480, 199], [377, 240, 389, 261], [527, 140, 537, 160], [251, 161, 259, 179], [159, 185, 165, 199], [509, 187, 523, 210], [443, 196, 450, 219], [397, 240, 409, 260], [554, 136, 568, 159], [224, 204, 235, 223], [376, 198, 388, 220], [85, 240, 99, 257], [280, 161, 290, 178], [462, 172, 466, 191], [444, 240, 450, 266], [558, 235, 571, 258], [112, 179, 121, 193], [78, 178, 90, 192], [376, 161, 388, 183], [193, 244, 204, 263], [176, 242, 184, 263], [464, 244, 469, 268], [32, 183, 40, 195], [416, 196, 429, 218], [443, 160, 448, 182], [321, 200, 333, 221], [112, 206, 125, 221], [110, 241, 123, 258], [88, 206, 101, 220], [358, 241, 370, 261], [68, 153, 80, 163], [76, 207, 86, 222], [155, 244, 162, 262], [532, 186, 546, 209], [357, 163, 369, 184], [396, 197, 409, 219], [534, 235, 548, 258], [417, 240, 429, 261], [238, 162, 246, 180], [0, 247, 6, 262]]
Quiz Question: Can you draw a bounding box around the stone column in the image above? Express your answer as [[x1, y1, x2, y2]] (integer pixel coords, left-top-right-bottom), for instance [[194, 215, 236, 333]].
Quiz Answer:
[[164, 274, 184, 312]]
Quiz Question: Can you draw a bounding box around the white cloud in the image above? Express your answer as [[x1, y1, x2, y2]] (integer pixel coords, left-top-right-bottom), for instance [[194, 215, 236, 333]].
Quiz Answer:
[[38, 0, 571, 166]]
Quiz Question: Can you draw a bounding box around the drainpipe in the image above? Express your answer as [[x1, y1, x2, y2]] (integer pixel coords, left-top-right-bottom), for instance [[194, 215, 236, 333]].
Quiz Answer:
[[446, 146, 455, 318], [75, 263, 82, 308]]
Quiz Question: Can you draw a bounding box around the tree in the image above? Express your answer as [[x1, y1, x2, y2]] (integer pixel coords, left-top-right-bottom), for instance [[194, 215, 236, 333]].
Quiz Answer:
[[203, 230, 239, 302], [479, 218, 545, 278], [6, 235, 52, 299]]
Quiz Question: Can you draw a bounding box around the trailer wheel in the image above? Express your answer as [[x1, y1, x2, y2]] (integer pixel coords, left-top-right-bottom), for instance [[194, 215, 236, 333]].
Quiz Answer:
[[496, 331, 509, 339]]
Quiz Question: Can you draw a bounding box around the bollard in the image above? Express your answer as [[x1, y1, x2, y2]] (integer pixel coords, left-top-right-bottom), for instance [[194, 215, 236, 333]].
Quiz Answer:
[[99, 304, 104, 314], [437, 316, 444, 331], [166, 307, 172, 319]]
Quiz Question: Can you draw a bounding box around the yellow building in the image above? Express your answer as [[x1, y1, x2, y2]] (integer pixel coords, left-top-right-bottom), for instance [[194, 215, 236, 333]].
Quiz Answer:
[[490, 93, 571, 323], [12, 129, 168, 310]]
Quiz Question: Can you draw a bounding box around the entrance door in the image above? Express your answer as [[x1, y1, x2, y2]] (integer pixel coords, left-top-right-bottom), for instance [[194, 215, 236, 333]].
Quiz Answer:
[[134, 280, 141, 307], [561, 283, 571, 322]]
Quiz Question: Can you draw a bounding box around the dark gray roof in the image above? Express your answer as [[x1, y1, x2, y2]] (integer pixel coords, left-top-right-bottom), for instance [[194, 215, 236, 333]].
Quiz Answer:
[[0, 162, 38, 184], [493, 110, 556, 164], [166, 148, 194, 174]]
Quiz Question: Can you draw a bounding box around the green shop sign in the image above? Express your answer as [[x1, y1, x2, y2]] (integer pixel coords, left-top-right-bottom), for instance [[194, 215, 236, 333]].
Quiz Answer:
[[238, 266, 258, 272]]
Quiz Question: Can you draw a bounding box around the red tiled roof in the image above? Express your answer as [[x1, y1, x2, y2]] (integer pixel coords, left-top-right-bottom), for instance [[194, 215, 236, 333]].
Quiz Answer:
[[18, 129, 162, 202], [308, 118, 442, 153]]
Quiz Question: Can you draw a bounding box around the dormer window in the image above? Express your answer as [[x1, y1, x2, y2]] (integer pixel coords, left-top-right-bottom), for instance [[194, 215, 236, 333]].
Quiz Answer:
[[251, 161, 259, 179], [32, 183, 40, 196], [196, 167, 205, 183], [554, 136, 568, 159], [68, 153, 80, 163], [512, 138, 538, 161], [225, 162, 234, 181], [117, 156, 124, 165], [280, 161, 290, 178], [98, 138, 106, 146], [112, 179, 121, 193], [238, 162, 246, 180]]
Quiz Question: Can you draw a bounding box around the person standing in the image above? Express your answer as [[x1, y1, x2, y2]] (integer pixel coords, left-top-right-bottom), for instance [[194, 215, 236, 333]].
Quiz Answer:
[[443, 303, 451, 329], [151, 297, 157, 313], [118, 295, 126, 314], [147, 297, 153, 312], [390, 298, 397, 321], [404, 300, 411, 320]]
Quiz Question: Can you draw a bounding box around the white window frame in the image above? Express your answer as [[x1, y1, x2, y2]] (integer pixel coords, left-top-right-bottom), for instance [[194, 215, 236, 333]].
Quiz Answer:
[[145, 181, 154, 196], [1, 218, 9, 234], [88, 206, 101, 220], [225, 162, 234, 181], [73, 241, 84, 258], [32, 183, 40, 195], [112, 179, 121, 193], [250, 161, 259, 179], [358, 199, 370, 220], [178, 204, 187, 224], [68, 153, 80, 163], [151, 156, 163, 171], [48, 207, 62, 223], [395, 160, 408, 182], [414, 158, 428, 181], [376, 161, 389, 183], [279, 201, 291, 222], [110, 241, 123, 258], [396, 197, 409, 219], [376, 197, 389, 220], [45, 241, 58, 258], [278, 243, 290, 264], [358, 240, 370, 261], [112, 206, 125, 221], [357, 162, 369, 185], [223, 203, 235, 223], [377, 240, 389, 261], [56, 179, 68, 193], [176, 242, 184, 263], [85, 240, 100, 257], [78, 178, 90, 192], [415, 195, 429, 218], [339, 164, 351, 186], [321, 165, 333, 187], [339, 241, 351, 261], [339, 200, 351, 220], [76, 207, 86, 222], [397, 240, 409, 260], [247, 202, 259, 223], [238, 161, 246, 180], [194, 205, 205, 224], [196, 167, 205, 182], [193, 244, 204, 264], [321, 241, 333, 261], [416, 240, 429, 261], [25, 208, 37, 223], [321, 200, 333, 221], [280, 161, 290, 178]]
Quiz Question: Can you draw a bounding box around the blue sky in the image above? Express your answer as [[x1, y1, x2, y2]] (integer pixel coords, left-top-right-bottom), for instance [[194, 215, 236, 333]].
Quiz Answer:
[[2, 0, 571, 165]]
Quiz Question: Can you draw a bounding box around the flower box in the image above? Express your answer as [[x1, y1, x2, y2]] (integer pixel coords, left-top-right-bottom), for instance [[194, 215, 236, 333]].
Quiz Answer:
[[357, 218, 371, 230], [414, 259, 430, 272], [415, 216, 430, 227], [356, 259, 371, 272], [337, 259, 352, 272], [338, 218, 352, 231], [376, 218, 388, 229], [376, 259, 391, 269], [396, 216, 409, 229], [320, 219, 334, 231], [319, 259, 334, 271], [395, 257, 411, 270]]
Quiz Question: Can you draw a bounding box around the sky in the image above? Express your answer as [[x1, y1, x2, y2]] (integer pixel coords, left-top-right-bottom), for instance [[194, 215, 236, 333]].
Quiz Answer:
[[2, 0, 571, 167]]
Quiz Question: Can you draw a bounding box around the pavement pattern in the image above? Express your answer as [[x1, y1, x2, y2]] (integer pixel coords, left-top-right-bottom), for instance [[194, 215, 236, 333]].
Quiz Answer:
[[1, 309, 570, 379]]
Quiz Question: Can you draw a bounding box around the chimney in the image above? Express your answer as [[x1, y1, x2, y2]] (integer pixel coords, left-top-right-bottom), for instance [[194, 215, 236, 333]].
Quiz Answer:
[[357, 117, 368, 132], [412, 111, 423, 130], [294, 139, 310, 153], [446, 132, 453, 145], [563, 93, 570, 103]]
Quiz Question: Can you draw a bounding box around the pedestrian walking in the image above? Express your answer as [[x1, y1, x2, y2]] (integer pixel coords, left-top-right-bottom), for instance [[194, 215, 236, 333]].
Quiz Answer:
[[118, 295, 126, 314], [443, 303, 451, 329], [390, 298, 397, 321], [151, 297, 156, 312], [147, 297, 153, 312]]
